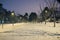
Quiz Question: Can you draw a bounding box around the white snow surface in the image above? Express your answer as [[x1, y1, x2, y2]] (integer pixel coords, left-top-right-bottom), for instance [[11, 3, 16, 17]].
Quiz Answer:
[[0, 22, 60, 40]]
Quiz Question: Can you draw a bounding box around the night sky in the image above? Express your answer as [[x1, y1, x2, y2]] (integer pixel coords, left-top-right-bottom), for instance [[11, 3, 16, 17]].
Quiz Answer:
[[0, 0, 52, 15]]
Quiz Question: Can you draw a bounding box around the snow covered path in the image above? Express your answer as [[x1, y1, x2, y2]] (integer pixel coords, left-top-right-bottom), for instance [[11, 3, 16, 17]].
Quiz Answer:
[[0, 22, 60, 40]]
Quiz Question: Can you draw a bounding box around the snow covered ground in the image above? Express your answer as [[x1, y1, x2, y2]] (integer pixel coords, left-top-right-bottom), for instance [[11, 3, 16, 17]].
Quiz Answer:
[[0, 22, 60, 40], [0, 23, 24, 32]]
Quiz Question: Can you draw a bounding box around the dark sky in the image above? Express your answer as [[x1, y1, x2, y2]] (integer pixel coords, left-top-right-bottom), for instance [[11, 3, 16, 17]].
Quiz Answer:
[[0, 0, 49, 15]]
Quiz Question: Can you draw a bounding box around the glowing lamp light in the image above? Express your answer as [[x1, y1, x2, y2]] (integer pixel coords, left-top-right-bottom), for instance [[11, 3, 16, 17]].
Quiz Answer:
[[11, 12, 14, 16], [45, 10, 48, 13]]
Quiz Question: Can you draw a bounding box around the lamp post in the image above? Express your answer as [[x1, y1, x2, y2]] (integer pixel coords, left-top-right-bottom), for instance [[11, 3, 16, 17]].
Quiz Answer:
[[45, 10, 48, 24], [2, 16, 4, 29], [11, 12, 14, 26]]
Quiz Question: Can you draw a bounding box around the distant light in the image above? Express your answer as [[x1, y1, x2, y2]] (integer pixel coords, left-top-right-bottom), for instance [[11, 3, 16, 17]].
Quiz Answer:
[[11, 13, 14, 16], [45, 10, 48, 13]]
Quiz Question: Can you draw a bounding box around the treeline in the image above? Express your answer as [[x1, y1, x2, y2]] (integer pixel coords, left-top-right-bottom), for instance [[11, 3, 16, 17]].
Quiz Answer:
[[0, 2, 60, 24], [0, 3, 39, 23]]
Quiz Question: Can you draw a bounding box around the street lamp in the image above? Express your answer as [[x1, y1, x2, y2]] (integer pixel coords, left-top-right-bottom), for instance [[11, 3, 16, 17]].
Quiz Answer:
[[11, 12, 14, 26], [45, 10, 48, 24], [2, 17, 4, 29]]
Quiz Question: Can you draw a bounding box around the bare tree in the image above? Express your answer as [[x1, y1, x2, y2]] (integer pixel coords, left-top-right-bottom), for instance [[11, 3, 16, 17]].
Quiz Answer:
[[43, 0, 58, 27], [39, 3, 45, 23], [44, 0, 57, 8]]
